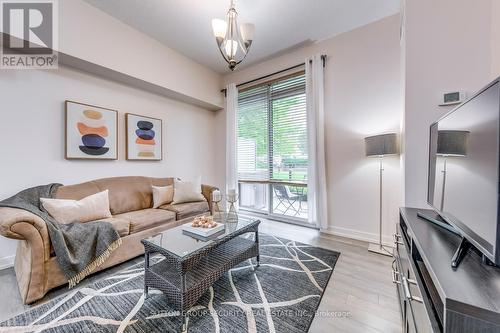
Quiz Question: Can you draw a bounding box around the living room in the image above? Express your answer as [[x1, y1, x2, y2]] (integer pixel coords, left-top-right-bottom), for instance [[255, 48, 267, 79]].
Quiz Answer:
[[0, 0, 499, 332]]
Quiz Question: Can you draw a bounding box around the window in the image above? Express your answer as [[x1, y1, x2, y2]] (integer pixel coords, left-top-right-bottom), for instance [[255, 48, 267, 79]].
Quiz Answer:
[[237, 72, 308, 221]]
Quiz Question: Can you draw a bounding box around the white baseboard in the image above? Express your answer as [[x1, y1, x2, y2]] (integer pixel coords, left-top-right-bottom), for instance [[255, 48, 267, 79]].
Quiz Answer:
[[321, 226, 394, 248], [0, 255, 15, 270]]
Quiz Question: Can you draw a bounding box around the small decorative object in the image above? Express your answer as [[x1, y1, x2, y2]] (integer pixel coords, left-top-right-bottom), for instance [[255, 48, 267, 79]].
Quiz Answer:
[[211, 189, 223, 222], [191, 216, 217, 228], [65, 101, 118, 160], [226, 189, 238, 222], [125, 113, 162, 161], [182, 216, 225, 238]]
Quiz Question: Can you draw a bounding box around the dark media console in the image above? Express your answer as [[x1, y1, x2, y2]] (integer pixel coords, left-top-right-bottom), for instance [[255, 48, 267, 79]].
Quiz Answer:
[[394, 208, 500, 333]]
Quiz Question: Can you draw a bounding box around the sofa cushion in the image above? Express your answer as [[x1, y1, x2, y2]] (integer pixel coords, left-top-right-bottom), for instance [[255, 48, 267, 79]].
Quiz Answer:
[[41, 190, 112, 224], [100, 217, 130, 237], [172, 177, 205, 204], [114, 209, 176, 234], [93, 177, 154, 215], [159, 201, 209, 220], [152, 185, 174, 208], [56, 176, 175, 215], [55, 181, 101, 201]]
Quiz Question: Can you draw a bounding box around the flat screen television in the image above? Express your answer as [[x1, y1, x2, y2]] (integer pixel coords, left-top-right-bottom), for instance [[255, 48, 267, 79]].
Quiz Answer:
[[428, 77, 500, 267]]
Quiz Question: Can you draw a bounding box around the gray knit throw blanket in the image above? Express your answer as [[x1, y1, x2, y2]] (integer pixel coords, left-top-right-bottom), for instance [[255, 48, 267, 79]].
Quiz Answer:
[[0, 184, 122, 288]]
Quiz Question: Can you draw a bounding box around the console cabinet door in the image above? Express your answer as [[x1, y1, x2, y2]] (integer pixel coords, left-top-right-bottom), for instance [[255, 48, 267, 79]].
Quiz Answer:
[[406, 303, 417, 333], [395, 224, 410, 332], [407, 263, 433, 333], [396, 223, 434, 333], [397, 225, 411, 283]]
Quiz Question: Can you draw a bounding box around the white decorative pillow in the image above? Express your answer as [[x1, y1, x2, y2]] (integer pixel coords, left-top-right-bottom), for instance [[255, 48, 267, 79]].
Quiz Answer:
[[40, 190, 112, 224], [152, 185, 174, 208], [172, 177, 205, 204]]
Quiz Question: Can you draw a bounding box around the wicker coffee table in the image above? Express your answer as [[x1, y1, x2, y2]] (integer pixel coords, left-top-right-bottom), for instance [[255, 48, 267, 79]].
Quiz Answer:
[[141, 215, 260, 332]]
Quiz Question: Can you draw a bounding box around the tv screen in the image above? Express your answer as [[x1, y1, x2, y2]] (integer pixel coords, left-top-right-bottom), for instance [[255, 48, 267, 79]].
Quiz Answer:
[[428, 79, 500, 265]]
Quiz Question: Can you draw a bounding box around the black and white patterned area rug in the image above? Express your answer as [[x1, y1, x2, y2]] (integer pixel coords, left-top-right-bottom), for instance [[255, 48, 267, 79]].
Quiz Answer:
[[0, 234, 339, 333]]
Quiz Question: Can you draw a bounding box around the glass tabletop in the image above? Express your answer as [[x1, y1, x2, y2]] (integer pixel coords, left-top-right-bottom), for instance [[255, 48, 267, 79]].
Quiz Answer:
[[143, 214, 260, 259]]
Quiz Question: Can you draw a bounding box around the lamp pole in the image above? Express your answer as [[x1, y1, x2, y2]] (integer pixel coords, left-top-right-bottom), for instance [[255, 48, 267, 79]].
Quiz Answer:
[[365, 132, 399, 256], [379, 155, 384, 251], [368, 154, 391, 256], [440, 156, 447, 212]]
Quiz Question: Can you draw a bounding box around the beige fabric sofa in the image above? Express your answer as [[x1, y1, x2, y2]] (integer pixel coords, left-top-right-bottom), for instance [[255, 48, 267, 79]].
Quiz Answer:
[[0, 176, 217, 304]]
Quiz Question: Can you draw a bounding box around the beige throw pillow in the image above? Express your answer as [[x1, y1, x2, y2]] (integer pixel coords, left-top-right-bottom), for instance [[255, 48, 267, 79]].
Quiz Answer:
[[172, 177, 205, 204], [152, 185, 174, 208], [41, 190, 112, 224]]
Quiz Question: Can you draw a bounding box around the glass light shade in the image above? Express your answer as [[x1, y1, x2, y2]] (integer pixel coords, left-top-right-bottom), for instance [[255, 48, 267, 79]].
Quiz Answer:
[[224, 39, 238, 57], [212, 19, 227, 38], [240, 23, 255, 42]]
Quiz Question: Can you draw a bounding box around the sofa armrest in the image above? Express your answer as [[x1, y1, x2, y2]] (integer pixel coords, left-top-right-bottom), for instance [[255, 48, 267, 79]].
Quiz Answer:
[[0, 207, 50, 259], [201, 184, 219, 213]]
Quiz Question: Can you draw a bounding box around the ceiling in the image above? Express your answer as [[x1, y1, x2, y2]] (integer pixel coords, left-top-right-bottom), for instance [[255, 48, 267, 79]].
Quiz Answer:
[[83, 0, 400, 74]]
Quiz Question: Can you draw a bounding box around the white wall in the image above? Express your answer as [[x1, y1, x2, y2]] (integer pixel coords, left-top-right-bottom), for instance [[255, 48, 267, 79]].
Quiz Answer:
[[57, 0, 223, 108], [403, 0, 496, 208], [0, 66, 218, 267], [221, 15, 403, 244], [491, 0, 500, 79]]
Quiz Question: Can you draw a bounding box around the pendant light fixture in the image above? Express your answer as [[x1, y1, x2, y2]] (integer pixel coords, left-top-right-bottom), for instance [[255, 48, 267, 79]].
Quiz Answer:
[[212, 0, 255, 71]]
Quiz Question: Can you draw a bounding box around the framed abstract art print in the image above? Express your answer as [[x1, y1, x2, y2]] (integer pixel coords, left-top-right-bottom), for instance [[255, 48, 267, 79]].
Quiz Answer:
[[125, 113, 163, 161], [65, 101, 118, 160]]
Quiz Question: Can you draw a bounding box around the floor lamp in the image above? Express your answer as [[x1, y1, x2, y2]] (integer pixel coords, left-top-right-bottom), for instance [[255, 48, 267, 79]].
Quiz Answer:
[[437, 130, 469, 211], [365, 133, 400, 256]]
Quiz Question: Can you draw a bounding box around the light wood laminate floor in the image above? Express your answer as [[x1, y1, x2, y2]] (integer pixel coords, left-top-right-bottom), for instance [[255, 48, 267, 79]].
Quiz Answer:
[[0, 217, 402, 332]]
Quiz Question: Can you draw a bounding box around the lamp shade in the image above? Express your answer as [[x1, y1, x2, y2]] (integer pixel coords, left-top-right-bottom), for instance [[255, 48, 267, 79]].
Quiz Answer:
[[240, 23, 255, 42], [365, 133, 400, 157], [437, 130, 469, 156], [212, 19, 227, 39]]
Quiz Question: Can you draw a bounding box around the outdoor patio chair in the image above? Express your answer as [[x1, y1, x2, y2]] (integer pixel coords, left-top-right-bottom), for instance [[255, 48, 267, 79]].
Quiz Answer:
[[273, 185, 307, 216]]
